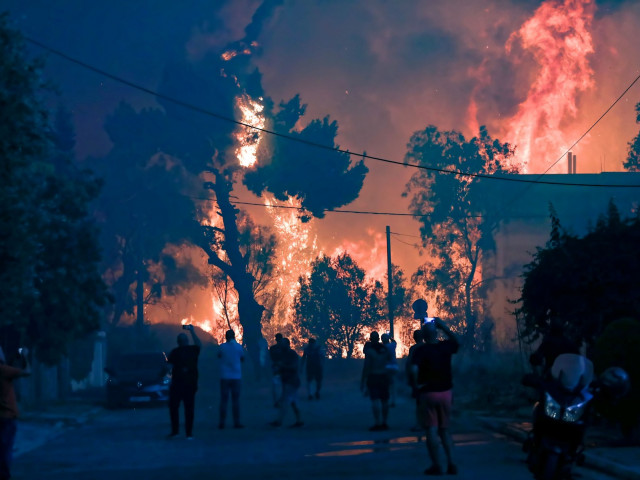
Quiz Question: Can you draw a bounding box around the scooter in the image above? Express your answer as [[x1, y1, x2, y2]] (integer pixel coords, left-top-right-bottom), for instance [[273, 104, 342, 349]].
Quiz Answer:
[[521, 354, 629, 480]]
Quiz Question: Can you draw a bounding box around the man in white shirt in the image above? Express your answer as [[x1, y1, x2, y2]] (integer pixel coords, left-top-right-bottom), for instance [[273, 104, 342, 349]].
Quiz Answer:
[[218, 330, 245, 429]]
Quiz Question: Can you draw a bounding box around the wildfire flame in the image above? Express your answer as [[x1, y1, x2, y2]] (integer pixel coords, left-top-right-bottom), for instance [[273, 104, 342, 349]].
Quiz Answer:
[[504, 0, 595, 173], [266, 195, 318, 324], [235, 94, 265, 167]]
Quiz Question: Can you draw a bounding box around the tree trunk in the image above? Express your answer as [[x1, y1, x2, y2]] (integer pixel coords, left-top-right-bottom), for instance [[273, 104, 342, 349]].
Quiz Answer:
[[135, 258, 145, 344], [236, 283, 265, 378]]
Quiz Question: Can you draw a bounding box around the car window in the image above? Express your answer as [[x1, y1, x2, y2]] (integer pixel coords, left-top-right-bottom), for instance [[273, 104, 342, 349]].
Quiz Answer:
[[117, 353, 166, 370]]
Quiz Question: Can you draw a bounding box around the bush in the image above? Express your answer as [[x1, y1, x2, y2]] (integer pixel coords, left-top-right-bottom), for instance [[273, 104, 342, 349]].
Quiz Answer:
[[593, 317, 640, 444]]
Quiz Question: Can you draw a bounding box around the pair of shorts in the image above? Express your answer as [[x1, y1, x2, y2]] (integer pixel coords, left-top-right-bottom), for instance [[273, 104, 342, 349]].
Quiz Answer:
[[367, 373, 390, 401], [281, 383, 299, 404], [417, 390, 452, 428]]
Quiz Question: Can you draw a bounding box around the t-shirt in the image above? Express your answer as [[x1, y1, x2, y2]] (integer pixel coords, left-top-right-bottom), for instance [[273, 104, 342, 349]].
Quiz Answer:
[[384, 342, 398, 370], [303, 344, 323, 372], [168, 345, 200, 387], [218, 340, 244, 380], [0, 364, 24, 419], [269, 343, 284, 373], [364, 342, 391, 376], [280, 349, 301, 387], [411, 340, 459, 392]]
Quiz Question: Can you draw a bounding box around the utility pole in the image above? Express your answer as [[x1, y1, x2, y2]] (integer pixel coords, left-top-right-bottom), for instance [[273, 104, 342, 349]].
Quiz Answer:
[[386, 225, 394, 338]]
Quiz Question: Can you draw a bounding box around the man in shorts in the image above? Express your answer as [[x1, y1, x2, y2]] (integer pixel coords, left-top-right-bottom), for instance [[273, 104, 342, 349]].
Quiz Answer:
[[269, 338, 303, 427], [360, 331, 392, 431], [411, 299, 460, 475], [269, 333, 284, 407]]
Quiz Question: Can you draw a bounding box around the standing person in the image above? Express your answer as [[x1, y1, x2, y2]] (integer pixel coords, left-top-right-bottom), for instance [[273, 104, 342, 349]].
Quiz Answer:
[[167, 325, 201, 439], [269, 333, 284, 407], [381, 333, 399, 407], [411, 299, 460, 476], [301, 338, 324, 400], [0, 346, 30, 480], [360, 331, 392, 431], [406, 329, 424, 432], [270, 338, 303, 428], [218, 330, 245, 429]]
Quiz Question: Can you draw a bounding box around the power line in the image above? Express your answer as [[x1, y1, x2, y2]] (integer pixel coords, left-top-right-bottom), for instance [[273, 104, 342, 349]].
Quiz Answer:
[[24, 36, 640, 189], [392, 236, 420, 248], [389, 231, 422, 238]]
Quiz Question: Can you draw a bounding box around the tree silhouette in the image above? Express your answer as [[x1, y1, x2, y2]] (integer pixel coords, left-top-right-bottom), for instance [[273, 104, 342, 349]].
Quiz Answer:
[[0, 15, 108, 364], [516, 201, 640, 351], [624, 102, 640, 172], [294, 253, 385, 358], [404, 125, 517, 347]]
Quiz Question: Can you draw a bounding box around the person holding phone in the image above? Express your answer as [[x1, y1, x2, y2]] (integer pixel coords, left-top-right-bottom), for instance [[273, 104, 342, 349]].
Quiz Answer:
[[410, 299, 460, 476], [167, 325, 201, 439]]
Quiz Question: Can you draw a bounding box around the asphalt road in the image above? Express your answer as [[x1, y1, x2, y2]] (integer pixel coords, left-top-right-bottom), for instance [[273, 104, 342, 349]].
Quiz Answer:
[[13, 355, 616, 480]]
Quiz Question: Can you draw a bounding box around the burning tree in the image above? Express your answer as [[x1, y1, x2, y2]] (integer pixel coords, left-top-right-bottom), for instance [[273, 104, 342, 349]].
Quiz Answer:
[[404, 125, 517, 348], [93, 102, 208, 338], [624, 102, 640, 172], [294, 253, 386, 359], [135, 41, 368, 369]]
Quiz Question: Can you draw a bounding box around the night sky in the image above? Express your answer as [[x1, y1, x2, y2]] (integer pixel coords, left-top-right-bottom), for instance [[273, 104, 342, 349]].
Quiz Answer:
[[3, 0, 639, 316]]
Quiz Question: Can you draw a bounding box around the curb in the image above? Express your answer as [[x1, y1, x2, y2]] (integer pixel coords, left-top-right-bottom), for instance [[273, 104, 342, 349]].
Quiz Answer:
[[476, 416, 640, 480]]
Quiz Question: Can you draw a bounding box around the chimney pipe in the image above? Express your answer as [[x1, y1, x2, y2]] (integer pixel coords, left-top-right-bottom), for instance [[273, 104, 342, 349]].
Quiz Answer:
[[572, 154, 577, 174], [568, 152, 573, 174]]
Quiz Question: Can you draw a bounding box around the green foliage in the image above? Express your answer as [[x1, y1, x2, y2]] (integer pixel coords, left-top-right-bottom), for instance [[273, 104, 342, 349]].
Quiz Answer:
[[243, 95, 368, 219], [593, 318, 640, 442], [294, 253, 386, 358], [404, 125, 517, 345], [516, 202, 640, 349], [623, 102, 640, 172], [0, 14, 108, 364], [92, 101, 207, 328]]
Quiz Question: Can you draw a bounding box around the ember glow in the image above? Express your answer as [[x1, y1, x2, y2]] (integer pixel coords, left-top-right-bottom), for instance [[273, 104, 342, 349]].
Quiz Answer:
[[504, 0, 595, 173], [235, 94, 265, 167]]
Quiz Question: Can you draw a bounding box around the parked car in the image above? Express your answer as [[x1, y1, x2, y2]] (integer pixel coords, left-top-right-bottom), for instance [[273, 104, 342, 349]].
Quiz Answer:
[[104, 352, 171, 408]]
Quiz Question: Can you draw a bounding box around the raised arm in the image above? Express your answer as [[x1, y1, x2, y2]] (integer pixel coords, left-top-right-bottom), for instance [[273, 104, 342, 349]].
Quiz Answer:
[[187, 325, 202, 348], [435, 318, 460, 347]]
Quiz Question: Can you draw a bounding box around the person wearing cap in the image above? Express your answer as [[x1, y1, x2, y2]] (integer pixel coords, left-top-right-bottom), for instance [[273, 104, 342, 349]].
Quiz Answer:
[[0, 346, 31, 480], [410, 299, 460, 476]]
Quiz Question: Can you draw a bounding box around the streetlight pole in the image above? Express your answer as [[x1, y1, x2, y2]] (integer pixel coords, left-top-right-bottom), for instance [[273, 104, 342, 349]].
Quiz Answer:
[[386, 225, 394, 337]]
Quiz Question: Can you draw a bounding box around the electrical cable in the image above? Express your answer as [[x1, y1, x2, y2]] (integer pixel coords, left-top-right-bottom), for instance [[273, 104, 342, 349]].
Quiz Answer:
[[23, 36, 640, 188]]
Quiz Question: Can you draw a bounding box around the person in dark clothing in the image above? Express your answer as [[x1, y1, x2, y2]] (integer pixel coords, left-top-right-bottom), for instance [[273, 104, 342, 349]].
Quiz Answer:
[[269, 333, 284, 407], [405, 329, 424, 432], [301, 338, 324, 400], [270, 338, 303, 427], [167, 325, 201, 439], [361, 331, 392, 431], [0, 347, 30, 480], [529, 317, 580, 377], [411, 299, 460, 476]]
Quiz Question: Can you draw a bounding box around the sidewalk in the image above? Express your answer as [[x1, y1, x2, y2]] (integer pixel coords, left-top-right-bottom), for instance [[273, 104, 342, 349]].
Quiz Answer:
[[476, 415, 640, 480], [15, 396, 105, 458]]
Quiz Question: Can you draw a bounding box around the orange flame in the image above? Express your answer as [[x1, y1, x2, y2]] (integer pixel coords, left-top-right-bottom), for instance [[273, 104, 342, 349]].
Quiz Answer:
[[505, 0, 595, 173], [235, 94, 265, 167]]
